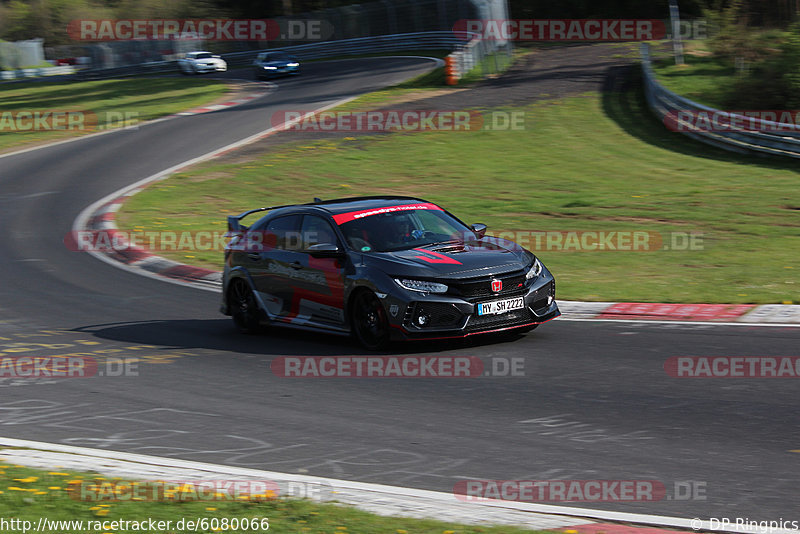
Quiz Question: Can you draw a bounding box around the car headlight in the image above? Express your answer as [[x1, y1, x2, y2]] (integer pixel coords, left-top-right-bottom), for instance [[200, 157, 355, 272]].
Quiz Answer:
[[394, 279, 448, 293], [264, 66, 277, 69], [525, 258, 543, 280], [287, 62, 299, 67]]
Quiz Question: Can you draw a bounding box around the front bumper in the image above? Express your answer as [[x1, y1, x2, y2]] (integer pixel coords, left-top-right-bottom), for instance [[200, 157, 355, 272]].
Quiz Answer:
[[257, 66, 300, 76], [196, 63, 227, 72], [385, 275, 560, 341]]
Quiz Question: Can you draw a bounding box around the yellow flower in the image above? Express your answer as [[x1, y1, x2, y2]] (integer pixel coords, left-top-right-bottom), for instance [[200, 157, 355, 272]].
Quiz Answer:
[[13, 477, 38, 483], [397, 530, 408, 534], [48, 472, 70, 476], [48, 487, 61, 490], [205, 507, 217, 511]]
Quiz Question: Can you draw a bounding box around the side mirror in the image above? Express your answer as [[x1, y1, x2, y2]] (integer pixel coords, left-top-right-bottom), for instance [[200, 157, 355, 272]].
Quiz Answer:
[[471, 223, 487, 239], [307, 243, 343, 258]]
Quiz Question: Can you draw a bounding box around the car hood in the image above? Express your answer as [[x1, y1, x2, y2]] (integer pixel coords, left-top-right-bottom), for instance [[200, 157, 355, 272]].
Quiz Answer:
[[366, 239, 533, 279]]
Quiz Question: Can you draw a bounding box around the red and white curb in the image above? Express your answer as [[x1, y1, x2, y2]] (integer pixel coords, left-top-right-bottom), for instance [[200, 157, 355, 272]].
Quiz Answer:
[[0, 437, 776, 534], [557, 301, 800, 325]]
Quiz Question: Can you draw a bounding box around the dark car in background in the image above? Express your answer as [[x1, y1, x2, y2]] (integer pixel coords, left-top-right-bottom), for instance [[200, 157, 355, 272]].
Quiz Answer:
[[220, 196, 559, 349], [252, 51, 300, 79]]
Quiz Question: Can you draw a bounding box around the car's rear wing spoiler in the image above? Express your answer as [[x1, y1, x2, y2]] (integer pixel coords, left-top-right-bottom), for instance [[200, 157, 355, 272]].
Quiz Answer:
[[226, 205, 294, 235]]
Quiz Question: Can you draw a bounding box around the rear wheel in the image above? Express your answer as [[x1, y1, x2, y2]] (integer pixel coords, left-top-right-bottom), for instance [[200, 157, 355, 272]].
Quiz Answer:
[[229, 279, 262, 334], [350, 290, 390, 350]]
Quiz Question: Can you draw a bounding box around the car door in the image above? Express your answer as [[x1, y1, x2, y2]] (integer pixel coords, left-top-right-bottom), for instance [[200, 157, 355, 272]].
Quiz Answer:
[[293, 215, 346, 326], [249, 214, 302, 318]]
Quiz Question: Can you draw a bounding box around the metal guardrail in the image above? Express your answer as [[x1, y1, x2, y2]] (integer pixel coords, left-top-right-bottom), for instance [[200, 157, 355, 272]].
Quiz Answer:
[[75, 31, 489, 81], [641, 43, 800, 158], [1, 65, 76, 80]]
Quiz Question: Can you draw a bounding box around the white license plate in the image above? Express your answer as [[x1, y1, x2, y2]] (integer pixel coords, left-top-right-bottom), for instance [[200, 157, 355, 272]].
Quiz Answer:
[[477, 297, 525, 316]]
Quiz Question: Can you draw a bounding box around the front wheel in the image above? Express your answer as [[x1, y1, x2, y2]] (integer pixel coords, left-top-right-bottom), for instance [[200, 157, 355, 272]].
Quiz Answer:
[[350, 290, 390, 350], [229, 279, 262, 334]]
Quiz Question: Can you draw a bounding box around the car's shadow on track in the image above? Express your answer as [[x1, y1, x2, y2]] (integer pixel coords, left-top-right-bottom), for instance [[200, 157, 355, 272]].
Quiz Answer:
[[72, 319, 533, 357]]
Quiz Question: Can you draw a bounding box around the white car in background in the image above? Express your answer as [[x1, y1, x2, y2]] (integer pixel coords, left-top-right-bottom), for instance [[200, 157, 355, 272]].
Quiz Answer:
[[178, 51, 227, 74]]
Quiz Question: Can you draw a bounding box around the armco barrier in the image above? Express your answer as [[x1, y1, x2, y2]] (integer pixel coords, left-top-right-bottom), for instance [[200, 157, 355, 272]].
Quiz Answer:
[[641, 43, 800, 158]]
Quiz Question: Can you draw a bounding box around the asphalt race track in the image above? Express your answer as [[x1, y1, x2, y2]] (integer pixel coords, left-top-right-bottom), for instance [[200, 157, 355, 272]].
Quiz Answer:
[[0, 57, 798, 521]]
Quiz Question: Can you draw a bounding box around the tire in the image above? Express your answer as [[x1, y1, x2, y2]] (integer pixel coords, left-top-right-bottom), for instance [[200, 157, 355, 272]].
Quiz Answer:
[[350, 290, 390, 350], [229, 279, 262, 334]]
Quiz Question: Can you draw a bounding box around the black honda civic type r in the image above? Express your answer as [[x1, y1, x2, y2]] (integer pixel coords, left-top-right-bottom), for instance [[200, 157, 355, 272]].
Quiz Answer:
[[220, 196, 559, 349]]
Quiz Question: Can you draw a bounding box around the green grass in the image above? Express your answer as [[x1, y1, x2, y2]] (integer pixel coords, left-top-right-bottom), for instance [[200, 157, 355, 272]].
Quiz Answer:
[[651, 54, 736, 108], [118, 69, 800, 304], [0, 78, 229, 151], [0, 461, 542, 533]]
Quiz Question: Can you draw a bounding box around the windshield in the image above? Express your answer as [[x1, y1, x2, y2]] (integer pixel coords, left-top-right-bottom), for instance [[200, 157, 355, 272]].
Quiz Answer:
[[337, 207, 473, 252], [194, 52, 213, 59]]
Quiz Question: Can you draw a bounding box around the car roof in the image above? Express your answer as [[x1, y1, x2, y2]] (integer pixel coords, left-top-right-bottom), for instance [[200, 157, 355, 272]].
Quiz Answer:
[[244, 196, 440, 225], [306, 196, 433, 215]]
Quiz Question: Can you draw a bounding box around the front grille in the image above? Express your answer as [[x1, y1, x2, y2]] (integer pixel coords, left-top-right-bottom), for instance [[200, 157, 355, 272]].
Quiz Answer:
[[466, 307, 534, 332], [404, 302, 464, 329], [447, 270, 527, 301]]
